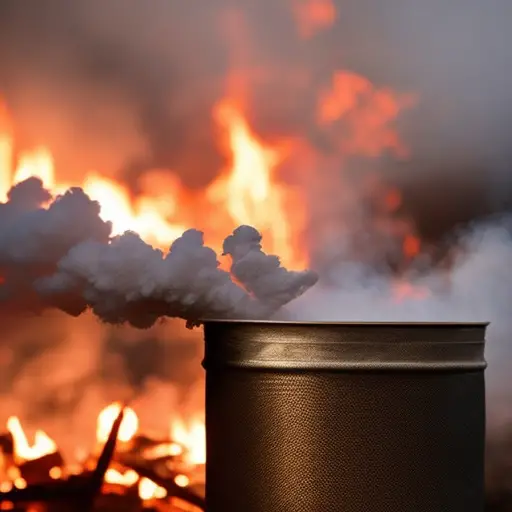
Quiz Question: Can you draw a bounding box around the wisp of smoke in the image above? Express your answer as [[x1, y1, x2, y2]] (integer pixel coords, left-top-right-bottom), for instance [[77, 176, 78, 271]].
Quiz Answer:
[[290, 214, 512, 432], [0, 177, 318, 328]]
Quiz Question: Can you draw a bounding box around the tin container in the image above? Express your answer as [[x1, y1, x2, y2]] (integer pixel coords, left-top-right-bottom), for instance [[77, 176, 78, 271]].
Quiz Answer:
[[203, 320, 487, 512]]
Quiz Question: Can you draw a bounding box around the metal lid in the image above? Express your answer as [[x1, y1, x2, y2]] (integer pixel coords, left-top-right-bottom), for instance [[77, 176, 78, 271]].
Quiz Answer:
[[203, 320, 488, 371]]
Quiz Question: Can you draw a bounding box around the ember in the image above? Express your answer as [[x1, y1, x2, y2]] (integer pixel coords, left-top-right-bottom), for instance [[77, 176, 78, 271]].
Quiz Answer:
[[0, 404, 206, 511]]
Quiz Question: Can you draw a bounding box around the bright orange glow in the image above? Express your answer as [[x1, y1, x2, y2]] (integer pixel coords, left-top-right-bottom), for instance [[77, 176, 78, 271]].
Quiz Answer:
[[209, 99, 306, 268], [13, 147, 55, 191], [170, 418, 206, 466], [0, 481, 12, 493], [96, 403, 139, 444], [138, 477, 167, 501], [0, 135, 13, 202], [292, 0, 337, 39], [104, 468, 139, 487], [82, 174, 188, 248], [392, 280, 430, 303], [6, 416, 57, 462], [318, 71, 414, 158], [6, 467, 20, 481], [49, 466, 62, 479], [403, 234, 421, 259], [0, 97, 308, 268], [0, 101, 13, 201], [13, 477, 26, 489], [143, 442, 183, 460], [174, 474, 190, 488], [0, 63, 425, 496]]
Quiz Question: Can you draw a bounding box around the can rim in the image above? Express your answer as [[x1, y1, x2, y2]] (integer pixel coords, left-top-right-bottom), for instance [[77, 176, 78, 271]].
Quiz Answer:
[[202, 319, 490, 327]]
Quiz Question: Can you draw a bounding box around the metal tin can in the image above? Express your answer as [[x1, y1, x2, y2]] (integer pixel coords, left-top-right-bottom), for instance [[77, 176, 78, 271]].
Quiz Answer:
[[203, 320, 487, 512]]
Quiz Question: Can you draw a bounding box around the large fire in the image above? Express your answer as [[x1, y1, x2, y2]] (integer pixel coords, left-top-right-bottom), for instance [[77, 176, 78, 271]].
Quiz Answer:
[[0, 2, 429, 506], [0, 90, 318, 509], [0, 95, 308, 270]]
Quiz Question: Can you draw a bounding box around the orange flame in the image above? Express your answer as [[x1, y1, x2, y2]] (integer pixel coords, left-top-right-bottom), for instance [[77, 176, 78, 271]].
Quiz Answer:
[[13, 147, 55, 192], [0, 96, 308, 268], [143, 442, 183, 459], [209, 99, 306, 268], [0, 135, 13, 202], [139, 477, 167, 501], [6, 416, 57, 462], [318, 71, 415, 158], [96, 403, 139, 444], [104, 468, 139, 487], [170, 418, 206, 466]]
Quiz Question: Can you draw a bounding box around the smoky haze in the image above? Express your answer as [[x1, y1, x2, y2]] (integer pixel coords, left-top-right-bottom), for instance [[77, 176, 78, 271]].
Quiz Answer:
[[0, 0, 511, 222], [0, 1, 512, 498], [0, 0, 511, 398]]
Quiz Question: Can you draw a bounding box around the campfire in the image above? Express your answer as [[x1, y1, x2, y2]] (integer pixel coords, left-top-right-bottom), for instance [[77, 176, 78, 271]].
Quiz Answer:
[[0, 1, 510, 510], [0, 402, 206, 511]]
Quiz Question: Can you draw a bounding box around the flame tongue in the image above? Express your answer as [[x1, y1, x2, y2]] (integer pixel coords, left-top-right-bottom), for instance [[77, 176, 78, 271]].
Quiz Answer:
[[96, 403, 138, 445], [2, 404, 206, 505], [0, 96, 321, 326], [6, 416, 57, 462], [94, 403, 206, 468], [0, 97, 307, 269]]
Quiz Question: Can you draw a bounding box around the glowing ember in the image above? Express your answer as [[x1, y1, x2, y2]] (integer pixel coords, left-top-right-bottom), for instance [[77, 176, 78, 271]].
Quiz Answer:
[[143, 442, 183, 460], [174, 474, 190, 488], [1, 408, 204, 507], [96, 403, 139, 444], [105, 468, 139, 487], [6, 416, 57, 462], [49, 466, 62, 479], [13, 477, 26, 489], [138, 477, 167, 501], [171, 419, 206, 466], [0, 481, 12, 493]]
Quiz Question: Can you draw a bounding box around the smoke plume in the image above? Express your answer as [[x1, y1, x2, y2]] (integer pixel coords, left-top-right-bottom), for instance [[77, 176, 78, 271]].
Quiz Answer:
[[0, 178, 318, 328], [290, 215, 512, 428]]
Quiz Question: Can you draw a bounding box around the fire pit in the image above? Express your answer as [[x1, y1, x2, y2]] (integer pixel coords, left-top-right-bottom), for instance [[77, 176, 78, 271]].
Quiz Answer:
[[0, 402, 206, 511], [203, 320, 487, 512]]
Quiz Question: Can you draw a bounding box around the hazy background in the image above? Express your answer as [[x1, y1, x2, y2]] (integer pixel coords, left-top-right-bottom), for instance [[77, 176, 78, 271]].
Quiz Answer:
[[0, 1, 511, 486], [0, 0, 510, 237]]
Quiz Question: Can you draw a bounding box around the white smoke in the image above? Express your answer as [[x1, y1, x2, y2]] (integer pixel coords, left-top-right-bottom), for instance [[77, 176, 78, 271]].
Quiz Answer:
[[0, 177, 318, 328], [289, 214, 512, 430], [223, 225, 319, 308]]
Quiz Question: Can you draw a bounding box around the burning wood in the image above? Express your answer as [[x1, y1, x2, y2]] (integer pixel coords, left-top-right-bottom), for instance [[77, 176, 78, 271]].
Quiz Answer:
[[0, 403, 205, 512]]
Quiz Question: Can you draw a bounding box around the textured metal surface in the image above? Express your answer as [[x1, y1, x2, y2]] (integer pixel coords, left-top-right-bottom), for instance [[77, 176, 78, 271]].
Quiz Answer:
[[204, 321, 487, 370], [203, 321, 487, 512]]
